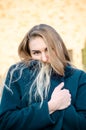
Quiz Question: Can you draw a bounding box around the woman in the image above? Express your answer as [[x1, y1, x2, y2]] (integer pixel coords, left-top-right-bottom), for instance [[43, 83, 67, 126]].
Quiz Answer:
[[0, 24, 86, 130]]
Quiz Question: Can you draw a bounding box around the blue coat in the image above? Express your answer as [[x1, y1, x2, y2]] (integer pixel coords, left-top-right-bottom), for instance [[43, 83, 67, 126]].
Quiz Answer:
[[0, 61, 86, 130]]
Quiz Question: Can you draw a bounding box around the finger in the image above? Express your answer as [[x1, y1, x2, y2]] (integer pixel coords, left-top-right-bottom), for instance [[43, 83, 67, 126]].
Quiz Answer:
[[56, 82, 64, 91]]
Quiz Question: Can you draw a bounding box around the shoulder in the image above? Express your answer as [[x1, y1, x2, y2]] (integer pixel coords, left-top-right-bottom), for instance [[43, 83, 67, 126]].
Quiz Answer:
[[65, 64, 86, 79], [6, 60, 40, 79], [72, 67, 86, 79], [74, 68, 86, 84], [8, 60, 40, 71], [6, 62, 29, 78], [65, 65, 86, 86]]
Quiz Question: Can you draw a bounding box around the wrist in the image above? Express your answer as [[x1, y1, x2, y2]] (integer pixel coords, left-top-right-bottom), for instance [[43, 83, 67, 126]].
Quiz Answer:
[[48, 100, 54, 114]]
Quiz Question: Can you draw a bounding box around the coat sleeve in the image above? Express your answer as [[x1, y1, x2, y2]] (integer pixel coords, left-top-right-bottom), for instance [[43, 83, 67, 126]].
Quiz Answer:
[[63, 71, 86, 130], [0, 65, 59, 130]]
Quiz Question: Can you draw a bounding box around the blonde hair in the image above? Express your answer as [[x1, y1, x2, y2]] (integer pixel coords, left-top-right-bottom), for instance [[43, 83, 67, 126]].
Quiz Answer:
[[18, 24, 71, 105], [18, 24, 71, 76], [29, 62, 52, 106]]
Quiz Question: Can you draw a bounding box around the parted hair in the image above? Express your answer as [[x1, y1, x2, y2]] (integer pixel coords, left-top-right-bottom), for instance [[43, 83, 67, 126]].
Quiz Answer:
[[17, 24, 71, 104], [18, 24, 71, 76]]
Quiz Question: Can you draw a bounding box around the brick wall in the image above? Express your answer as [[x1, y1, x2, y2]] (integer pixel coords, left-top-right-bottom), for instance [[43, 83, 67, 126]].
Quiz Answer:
[[0, 0, 86, 94]]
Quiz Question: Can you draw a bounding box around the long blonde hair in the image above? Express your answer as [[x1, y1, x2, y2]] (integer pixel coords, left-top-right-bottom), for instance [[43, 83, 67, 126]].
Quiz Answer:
[[18, 24, 71, 105], [18, 24, 70, 75]]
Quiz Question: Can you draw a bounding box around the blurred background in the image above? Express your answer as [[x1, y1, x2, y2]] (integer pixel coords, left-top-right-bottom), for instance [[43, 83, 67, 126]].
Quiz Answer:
[[0, 0, 86, 96]]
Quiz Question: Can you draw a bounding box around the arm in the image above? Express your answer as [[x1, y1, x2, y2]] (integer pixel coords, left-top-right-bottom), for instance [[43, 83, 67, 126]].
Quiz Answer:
[[63, 71, 86, 130], [0, 65, 58, 130], [47, 82, 71, 128], [47, 71, 86, 130], [48, 82, 71, 114], [0, 94, 52, 130]]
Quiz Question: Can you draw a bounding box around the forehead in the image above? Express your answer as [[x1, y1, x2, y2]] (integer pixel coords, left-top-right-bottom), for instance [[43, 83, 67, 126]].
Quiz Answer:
[[29, 37, 47, 50]]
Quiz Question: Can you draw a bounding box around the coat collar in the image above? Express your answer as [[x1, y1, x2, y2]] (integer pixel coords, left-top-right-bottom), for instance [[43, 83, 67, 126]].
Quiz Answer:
[[51, 64, 74, 79], [64, 64, 74, 78], [28, 60, 74, 79]]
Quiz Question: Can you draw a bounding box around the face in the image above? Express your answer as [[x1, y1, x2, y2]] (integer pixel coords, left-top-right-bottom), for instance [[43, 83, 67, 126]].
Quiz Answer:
[[29, 37, 49, 63]]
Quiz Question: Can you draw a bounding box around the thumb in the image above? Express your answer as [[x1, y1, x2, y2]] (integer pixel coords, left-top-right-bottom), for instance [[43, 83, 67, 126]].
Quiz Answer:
[[57, 82, 64, 91]]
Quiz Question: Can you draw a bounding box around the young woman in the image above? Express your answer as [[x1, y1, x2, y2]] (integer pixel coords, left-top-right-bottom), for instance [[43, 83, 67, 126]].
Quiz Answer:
[[0, 24, 86, 130]]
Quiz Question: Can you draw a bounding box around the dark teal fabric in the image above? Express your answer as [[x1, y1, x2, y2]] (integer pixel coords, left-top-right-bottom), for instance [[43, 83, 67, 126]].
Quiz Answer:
[[0, 62, 86, 130]]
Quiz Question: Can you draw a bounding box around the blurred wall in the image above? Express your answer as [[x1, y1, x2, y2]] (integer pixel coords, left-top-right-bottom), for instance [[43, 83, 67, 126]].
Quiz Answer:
[[0, 0, 86, 94]]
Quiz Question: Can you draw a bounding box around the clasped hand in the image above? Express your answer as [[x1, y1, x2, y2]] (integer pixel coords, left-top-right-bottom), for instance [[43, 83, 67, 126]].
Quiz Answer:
[[48, 82, 71, 114]]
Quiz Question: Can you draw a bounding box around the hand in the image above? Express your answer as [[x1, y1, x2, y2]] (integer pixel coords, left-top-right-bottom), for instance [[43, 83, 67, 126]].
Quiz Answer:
[[48, 82, 71, 114]]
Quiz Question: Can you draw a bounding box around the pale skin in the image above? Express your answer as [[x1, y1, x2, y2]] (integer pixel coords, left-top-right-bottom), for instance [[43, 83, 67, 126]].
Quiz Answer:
[[29, 36, 71, 114]]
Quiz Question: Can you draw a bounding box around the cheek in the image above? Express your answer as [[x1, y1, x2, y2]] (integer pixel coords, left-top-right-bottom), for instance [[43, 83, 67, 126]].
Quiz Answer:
[[31, 55, 41, 60], [46, 56, 49, 61], [46, 53, 49, 59]]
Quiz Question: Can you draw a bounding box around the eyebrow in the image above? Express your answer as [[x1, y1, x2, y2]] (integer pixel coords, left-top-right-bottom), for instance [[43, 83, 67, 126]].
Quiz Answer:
[[31, 47, 47, 52], [31, 50, 41, 52]]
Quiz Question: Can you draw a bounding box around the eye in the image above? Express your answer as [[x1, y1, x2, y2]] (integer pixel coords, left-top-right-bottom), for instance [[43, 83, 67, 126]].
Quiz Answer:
[[33, 51, 41, 55], [45, 48, 48, 52]]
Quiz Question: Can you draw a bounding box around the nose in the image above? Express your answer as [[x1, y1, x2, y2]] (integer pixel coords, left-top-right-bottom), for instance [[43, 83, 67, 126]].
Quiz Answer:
[[41, 52, 48, 62]]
